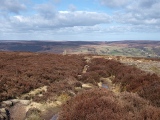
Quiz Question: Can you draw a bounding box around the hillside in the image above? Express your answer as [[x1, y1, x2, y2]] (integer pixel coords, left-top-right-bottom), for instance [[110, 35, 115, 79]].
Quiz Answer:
[[0, 51, 160, 120], [0, 40, 160, 57]]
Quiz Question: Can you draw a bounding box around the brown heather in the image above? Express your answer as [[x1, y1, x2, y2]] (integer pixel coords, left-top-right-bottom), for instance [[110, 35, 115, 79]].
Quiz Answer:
[[0, 52, 85, 102], [82, 58, 160, 107], [58, 89, 160, 120], [0, 52, 160, 120]]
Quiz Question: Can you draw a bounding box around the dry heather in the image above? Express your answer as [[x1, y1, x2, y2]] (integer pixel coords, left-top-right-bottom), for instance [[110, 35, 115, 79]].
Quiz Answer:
[[83, 58, 160, 107], [0, 52, 160, 120], [58, 88, 160, 120], [0, 52, 85, 102]]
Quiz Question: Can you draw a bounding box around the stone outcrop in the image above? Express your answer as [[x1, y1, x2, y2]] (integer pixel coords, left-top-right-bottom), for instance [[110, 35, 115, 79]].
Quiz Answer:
[[0, 99, 31, 120], [0, 108, 10, 120], [82, 83, 94, 90]]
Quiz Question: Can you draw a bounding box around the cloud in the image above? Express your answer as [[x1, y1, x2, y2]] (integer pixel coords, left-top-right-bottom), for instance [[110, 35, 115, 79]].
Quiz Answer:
[[99, 0, 159, 9], [99, 0, 131, 8], [68, 4, 77, 11], [98, 0, 160, 26], [98, 0, 159, 32], [57, 11, 111, 26], [0, 0, 26, 14], [52, 0, 61, 4], [7, 10, 111, 33], [34, 4, 56, 18], [1, 0, 160, 40], [96, 0, 160, 34], [139, 0, 159, 8]]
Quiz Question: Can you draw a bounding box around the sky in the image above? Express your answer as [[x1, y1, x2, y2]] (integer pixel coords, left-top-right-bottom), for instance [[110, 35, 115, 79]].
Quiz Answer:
[[0, 0, 160, 41]]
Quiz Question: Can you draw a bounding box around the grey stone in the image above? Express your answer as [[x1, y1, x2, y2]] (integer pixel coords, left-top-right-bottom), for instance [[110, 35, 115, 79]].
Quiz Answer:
[[1, 112, 7, 119], [0, 108, 6, 113], [19, 100, 31, 105], [10, 99, 19, 105], [68, 91, 76, 96], [75, 87, 82, 91], [0, 114, 4, 119], [82, 83, 93, 89], [1, 101, 13, 107], [51, 114, 58, 120]]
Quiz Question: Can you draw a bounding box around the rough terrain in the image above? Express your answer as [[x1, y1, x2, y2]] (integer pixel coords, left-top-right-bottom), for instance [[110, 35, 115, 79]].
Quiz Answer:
[[0, 51, 160, 120]]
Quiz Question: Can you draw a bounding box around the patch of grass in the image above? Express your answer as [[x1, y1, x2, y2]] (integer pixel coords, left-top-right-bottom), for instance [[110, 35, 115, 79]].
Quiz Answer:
[[57, 93, 71, 103], [25, 108, 43, 120], [26, 114, 43, 120], [41, 105, 61, 120], [150, 66, 160, 75]]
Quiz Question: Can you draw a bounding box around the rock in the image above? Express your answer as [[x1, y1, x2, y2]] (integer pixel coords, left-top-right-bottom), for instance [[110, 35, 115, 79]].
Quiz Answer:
[[55, 101, 62, 106], [9, 103, 26, 120], [82, 65, 89, 73], [0, 114, 4, 119], [98, 82, 102, 87], [38, 94, 43, 97], [19, 100, 31, 105], [1, 102, 7, 107], [51, 114, 58, 120], [1, 100, 13, 107], [10, 99, 19, 105], [68, 91, 76, 97], [0, 108, 6, 113], [0, 108, 10, 119], [1, 112, 7, 119], [21, 94, 31, 100], [102, 84, 109, 89], [82, 84, 93, 89], [75, 87, 82, 91]]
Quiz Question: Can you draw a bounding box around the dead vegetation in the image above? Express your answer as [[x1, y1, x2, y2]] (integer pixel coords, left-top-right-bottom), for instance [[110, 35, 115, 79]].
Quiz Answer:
[[0, 52, 85, 102], [84, 58, 160, 107], [58, 89, 160, 120], [0, 52, 160, 120]]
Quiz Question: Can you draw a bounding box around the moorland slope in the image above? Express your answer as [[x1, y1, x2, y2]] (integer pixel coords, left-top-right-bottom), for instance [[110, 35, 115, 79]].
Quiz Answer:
[[0, 51, 160, 120]]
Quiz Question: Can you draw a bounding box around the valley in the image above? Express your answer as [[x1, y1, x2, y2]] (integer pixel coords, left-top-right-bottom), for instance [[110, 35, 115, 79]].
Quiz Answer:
[[0, 40, 160, 57]]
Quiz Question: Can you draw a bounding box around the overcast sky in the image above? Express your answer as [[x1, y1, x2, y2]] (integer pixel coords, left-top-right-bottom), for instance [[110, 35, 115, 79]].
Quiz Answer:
[[0, 0, 160, 41]]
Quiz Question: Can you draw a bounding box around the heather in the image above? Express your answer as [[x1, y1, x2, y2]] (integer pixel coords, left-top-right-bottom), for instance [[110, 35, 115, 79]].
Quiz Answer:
[[58, 88, 160, 120]]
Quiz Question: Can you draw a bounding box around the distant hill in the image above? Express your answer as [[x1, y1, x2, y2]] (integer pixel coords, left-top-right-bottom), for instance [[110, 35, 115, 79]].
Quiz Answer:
[[0, 41, 98, 53], [0, 40, 160, 57]]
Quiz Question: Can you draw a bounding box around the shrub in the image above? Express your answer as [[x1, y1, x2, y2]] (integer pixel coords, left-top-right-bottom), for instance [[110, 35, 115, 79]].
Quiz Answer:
[[0, 52, 85, 102], [58, 89, 160, 120], [83, 58, 160, 107]]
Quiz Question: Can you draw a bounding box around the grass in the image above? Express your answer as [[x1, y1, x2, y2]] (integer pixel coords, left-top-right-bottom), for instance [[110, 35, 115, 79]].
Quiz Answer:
[[68, 44, 160, 57], [57, 93, 71, 103], [26, 114, 42, 120], [40, 105, 61, 120], [150, 66, 160, 75]]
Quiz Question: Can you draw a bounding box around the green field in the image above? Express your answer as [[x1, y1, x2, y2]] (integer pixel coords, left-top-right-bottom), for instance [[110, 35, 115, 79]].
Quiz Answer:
[[68, 45, 160, 57]]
